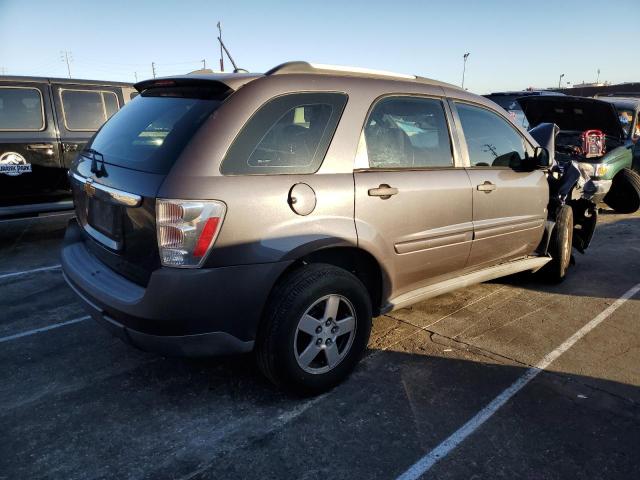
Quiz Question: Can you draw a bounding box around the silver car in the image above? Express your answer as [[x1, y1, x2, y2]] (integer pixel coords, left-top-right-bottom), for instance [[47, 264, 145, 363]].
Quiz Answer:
[[62, 62, 581, 393]]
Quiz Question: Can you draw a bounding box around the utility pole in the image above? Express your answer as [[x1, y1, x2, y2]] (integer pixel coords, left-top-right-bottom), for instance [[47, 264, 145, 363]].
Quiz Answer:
[[151, 62, 156, 78], [0, 67, 6, 75], [60, 50, 72, 78], [461, 52, 470, 89], [558, 73, 565, 89], [596, 68, 600, 84], [217, 21, 224, 72], [202, 59, 206, 70], [134, 72, 138, 82]]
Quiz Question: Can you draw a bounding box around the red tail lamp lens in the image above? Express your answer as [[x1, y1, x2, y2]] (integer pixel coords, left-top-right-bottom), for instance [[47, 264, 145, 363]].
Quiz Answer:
[[193, 217, 220, 257]]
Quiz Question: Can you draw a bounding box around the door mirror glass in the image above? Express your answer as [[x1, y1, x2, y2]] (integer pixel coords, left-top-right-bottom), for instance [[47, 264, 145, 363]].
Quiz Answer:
[[534, 146, 550, 168]]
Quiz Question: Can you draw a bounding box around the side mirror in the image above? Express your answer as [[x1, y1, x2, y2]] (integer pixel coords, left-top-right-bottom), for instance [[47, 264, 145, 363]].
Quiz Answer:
[[534, 146, 550, 168]]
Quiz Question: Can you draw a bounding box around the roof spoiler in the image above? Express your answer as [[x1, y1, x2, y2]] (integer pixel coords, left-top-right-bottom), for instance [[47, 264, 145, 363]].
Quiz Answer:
[[134, 73, 260, 94]]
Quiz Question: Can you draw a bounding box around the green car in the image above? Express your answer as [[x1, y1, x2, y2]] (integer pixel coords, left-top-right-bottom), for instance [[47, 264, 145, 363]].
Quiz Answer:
[[597, 95, 640, 170], [519, 95, 640, 213]]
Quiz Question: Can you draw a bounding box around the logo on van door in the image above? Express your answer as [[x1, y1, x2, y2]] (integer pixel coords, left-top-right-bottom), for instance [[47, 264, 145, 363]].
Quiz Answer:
[[0, 152, 32, 176]]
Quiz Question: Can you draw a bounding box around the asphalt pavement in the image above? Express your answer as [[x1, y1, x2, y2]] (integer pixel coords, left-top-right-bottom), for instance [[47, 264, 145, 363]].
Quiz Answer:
[[1, 210, 639, 480]]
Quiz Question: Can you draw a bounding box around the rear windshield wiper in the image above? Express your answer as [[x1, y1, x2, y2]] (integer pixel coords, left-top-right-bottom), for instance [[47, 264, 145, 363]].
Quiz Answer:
[[81, 148, 107, 177]]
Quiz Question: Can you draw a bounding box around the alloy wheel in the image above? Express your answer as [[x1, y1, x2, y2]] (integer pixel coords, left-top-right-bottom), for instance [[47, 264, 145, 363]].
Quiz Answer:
[[293, 294, 357, 374]]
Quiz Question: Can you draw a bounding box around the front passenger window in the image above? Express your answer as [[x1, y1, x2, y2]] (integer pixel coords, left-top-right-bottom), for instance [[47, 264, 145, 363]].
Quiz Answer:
[[362, 96, 453, 168], [456, 102, 532, 167]]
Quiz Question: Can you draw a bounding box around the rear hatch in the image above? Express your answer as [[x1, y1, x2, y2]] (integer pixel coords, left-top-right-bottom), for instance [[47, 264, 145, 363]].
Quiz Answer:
[[518, 96, 625, 140], [70, 79, 237, 285]]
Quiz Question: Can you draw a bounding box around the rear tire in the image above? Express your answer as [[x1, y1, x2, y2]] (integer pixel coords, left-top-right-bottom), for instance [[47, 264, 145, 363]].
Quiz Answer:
[[603, 168, 640, 214], [542, 205, 573, 283], [256, 264, 372, 394]]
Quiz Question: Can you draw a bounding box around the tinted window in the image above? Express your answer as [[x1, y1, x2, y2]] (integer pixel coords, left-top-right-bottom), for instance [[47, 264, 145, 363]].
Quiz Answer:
[[0, 87, 44, 130], [87, 90, 222, 174], [61, 90, 119, 131], [221, 92, 347, 175], [456, 102, 531, 167], [363, 96, 452, 168]]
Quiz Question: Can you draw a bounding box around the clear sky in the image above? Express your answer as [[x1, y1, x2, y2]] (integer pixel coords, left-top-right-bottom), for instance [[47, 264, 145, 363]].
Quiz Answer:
[[1, 0, 637, 94]]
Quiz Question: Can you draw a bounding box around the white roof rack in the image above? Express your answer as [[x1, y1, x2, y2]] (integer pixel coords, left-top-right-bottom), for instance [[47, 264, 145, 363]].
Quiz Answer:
[[308, 63, 416, 80]]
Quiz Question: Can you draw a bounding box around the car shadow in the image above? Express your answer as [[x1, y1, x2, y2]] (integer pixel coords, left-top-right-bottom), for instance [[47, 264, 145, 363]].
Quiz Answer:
[[2, 340, 639, 480]]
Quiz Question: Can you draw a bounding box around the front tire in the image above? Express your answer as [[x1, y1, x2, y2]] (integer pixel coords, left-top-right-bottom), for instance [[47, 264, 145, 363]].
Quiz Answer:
[[256, 264, 372, 394], [543, 205, 573, 283]]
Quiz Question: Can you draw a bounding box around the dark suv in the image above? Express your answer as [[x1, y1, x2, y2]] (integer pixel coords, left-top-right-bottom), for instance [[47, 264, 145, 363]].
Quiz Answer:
[[0, 76, 135, 217], [62, 62, 581, 393]]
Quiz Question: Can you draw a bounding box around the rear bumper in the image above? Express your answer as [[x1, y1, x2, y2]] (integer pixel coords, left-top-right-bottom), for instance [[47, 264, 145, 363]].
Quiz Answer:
[[61, 219, 291, 356]]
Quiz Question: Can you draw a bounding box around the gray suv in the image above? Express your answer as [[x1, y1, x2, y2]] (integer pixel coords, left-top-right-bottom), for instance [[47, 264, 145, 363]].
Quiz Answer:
[[62, 62, 569, 393]]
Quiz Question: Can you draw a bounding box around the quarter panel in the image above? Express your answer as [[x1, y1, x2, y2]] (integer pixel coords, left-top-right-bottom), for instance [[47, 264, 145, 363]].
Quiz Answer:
[[160, 173, 358, 267]]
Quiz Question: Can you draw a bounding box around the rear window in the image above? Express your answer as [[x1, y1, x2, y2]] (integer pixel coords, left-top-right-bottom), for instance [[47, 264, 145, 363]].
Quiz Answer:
[[221, 92, 348, 175], [86, 88, 223, 174], [61, 89, 120, 131], [0, 87, 45, 131]]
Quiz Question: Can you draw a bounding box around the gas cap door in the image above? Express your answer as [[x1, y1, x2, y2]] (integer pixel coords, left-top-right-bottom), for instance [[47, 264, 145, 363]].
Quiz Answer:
[[288, 183, 316, 216]]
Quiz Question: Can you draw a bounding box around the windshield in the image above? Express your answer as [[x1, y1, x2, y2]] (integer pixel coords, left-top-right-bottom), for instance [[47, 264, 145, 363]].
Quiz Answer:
[[486, 95, 522, 111], [485, 95, 529, 129], [86, 88, 223, 174], [616, 108, 635, 138]]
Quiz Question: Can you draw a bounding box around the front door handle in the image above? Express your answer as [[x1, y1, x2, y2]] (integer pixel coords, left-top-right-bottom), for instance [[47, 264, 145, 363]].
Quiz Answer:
[[27, 143, 54, 155], [368, 184, 398, 199], [477, 181, 496, 193]]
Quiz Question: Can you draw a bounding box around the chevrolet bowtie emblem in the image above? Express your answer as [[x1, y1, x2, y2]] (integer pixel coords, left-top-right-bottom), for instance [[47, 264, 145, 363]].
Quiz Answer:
[[84, 179, 96, 197]]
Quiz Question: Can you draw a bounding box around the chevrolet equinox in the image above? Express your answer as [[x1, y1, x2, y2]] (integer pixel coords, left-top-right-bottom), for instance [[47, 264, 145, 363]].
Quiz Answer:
[[62, 62, 570, 393]]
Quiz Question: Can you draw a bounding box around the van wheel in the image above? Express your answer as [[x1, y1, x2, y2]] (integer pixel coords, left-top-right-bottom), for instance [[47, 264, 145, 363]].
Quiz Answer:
[[603, 168, 640, 214], [256, 264, 372, 394], [542, 205, 573, 283]]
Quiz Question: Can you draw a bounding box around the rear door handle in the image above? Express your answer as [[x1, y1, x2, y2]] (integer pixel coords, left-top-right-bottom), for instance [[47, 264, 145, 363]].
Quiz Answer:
[[368, 184, 398, 199], [477, 181, 496, 193]]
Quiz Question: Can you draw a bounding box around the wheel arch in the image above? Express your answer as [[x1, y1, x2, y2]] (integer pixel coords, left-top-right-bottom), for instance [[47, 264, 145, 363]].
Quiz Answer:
[[271, 246, 390, 317]]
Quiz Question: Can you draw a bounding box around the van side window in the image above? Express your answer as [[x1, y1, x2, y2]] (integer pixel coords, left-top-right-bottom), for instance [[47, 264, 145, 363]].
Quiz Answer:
[[455, 102, 532, 167], [361, 96, 453, 168], [0, 87, 44, 131], [221, 92, 348, 175], [60, 89, 119, 131]]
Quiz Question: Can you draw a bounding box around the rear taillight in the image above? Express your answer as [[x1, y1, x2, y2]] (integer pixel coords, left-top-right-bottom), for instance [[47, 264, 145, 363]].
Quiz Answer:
[[156, 199, 226, 268]]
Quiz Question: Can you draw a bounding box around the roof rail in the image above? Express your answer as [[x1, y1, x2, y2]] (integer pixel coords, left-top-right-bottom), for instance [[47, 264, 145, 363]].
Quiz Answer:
[[265, 61, 417, 80]]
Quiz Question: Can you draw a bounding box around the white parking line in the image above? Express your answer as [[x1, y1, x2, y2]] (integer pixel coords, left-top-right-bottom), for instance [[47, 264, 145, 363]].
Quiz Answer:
[[396, 282, 640, 480], [0, 315, 90, 344], [0, 264, 61, 280]]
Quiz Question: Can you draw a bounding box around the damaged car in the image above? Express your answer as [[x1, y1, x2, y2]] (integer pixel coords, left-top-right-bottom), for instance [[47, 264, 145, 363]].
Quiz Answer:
[[519, 95, 640, 214], [62, 62, 594, 393]]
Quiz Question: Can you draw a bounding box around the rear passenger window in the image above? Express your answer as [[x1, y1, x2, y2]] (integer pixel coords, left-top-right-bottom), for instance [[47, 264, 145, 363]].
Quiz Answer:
[[221, 92, 348, 175], [60, 89, 119, 131], [360, 96, 453, 168], [0, 87, 44, 131], [455, 102, 532, 167]]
